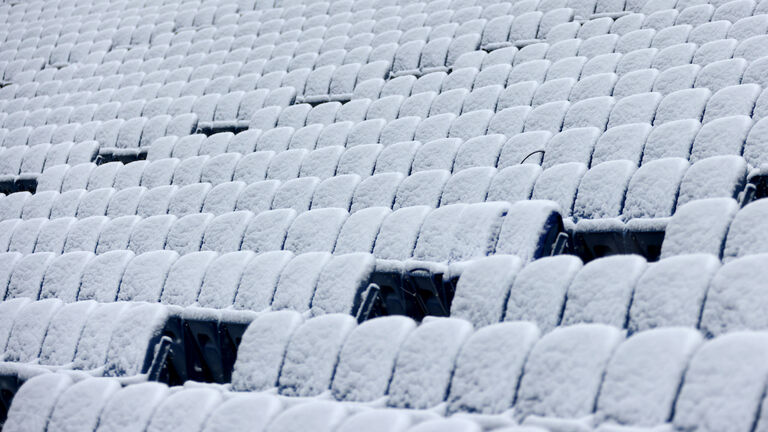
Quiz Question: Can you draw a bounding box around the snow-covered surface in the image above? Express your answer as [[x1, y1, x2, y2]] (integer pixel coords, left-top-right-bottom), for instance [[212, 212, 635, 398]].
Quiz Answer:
[[388, 318, 474, 409], [596, 328, 703, 427], [47, 378, 121, 432], [660, 198, 738, 258], [450, 255, 522, 327], [96, 382, 170, 432], [673, 332, 768, 432], [722, 199, 768, 261], [504, 255, 583, 333], [278, 313, 356, 397], [232, 311, 304, 392], [3, 373, 73, 432], [146, 388, 222, 432], [515, 324, 624, 421], [561, 255, 647, 327], [202, 394, 282, 432], [331, 315, 416, 402], [447, 321, 540, 415], [266, 401, 347, 432]]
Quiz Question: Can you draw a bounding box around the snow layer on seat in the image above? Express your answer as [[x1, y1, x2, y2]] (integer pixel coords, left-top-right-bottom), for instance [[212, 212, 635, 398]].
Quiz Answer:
[[232, 311, 305, 392], [700, 254, 768, 336], [118, 250, 178, 302], [201, 211, 252, 253], [407, 418, 482, 432], [161, 251, 218, 307], [48, 378, 121, 432], [642, 119, 700, 163], [623, 158, 689, 220], [629, 254, 720, 333], [6, 252, 55, 299], [515, 324, 624, 421], [241, 209, 297, 253], [234, 250, 294, 311], [411, 204, 467, 263], [337, 410, 413, 432], [661, 198, 739, 258], [272, 251, 332, 312], [266, 401, 347, 432], [374, 205, 431, 260], [331, 316, 415, 403], [447, 321, 540, 415], [2, 373, 73, 432], [4, 298, 62, 362], [278, 313, 356, 397], [284, 208, 348, 254], [104, 302, 169, 377], [595, 328, 703, 427], [387, 318, 474, 409], [311, 252, 375, 316], [198, 251, 255, 309], [531, 162, 586, 216], [202, 394, 282, 432], [441, 166, 495, 205], [673, 332, 768, 432], [334, 207, 391, 254], [96, 215, 141, 254], [676, 155, 746, 206], [722, 199, 768, 261], [561, 255, 647, 327], [573, 161, 636, 221], [450, 254, 523, 326], [496, 200, 562, 262], [165, 213, 212, 255], [96, 382, 169, 432], [146, 388, 222, 432]]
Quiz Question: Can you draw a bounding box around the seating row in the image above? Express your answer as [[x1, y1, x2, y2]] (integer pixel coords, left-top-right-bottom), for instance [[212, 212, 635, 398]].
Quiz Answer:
[[8, 315, 768, 432]]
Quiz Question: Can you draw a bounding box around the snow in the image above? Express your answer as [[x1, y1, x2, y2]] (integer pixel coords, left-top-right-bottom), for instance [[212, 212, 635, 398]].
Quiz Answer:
[[334, 207, 391, 254], [407, 418, 482, 432], [232, 310, 304, 391], [642, 119, 700, 163], [410, 204, 466, 262], [202, 394, 282, 432], [311, 252, 376, 315], [700, 254, 768, 336], [337, 410, 412, 432], [104, 302, 169, 377], [138, 185, 178, 218], [128, 214, 176, 255], [106, 187, 145, 218], [95, 215, 141, 254], [452, 201, 511, 262], [629, 254, 719, 333], [161, 251, 218, 307], [486, 165, 542, 203], [284, 208, 348, 254], [299, 146, 343, 179], [2, 373, 73, 432], [272, 251, 332, 312], [0, 295, 26, 350], [690, 116, 752, 163], [235, 251, 294, 311], [278, 313, 356, 397], [201, 211, 252, 253], [574, 161, 637, 220], [387, 318, 474, 409], [235, 180, 279, 214], [337, 144, 382, 177], [447, 321, 540, 415], [117, 250, 178, 302], [4, 298, 62, 362], [673, 332, 768, 432], [197, 251, 254, 309], [271, 177, 319, 213], [450, 255, 522, 327], [531, 162, 587, 216], [606, 92, 661, 128], [96, 382, 169, 432], [146, 388, 223, 432], [8, 218, 45, 254], [374, 141, 419, 175], [654, 88, 710, 124], [165, 213, 213, 255], [6, 252, 55, 299], [241, 209, 297, 253], [561, 255, 647, 327], [596, 328, 703, 427], [266, 401, 347, 432], [39, 251, 94, 302], [47, 378, 122, 432], [373, 205, 431, 260], [331, 315, 416, 402], [394, 169, 450, 209], [514, 323, 624, 421], [78, 250, 134, 302], [311, 174, 361, 210], [542, 127, 600, 169], [623, 158, 689, 220], [453, 135, 506, 172], [562, 97, 614, 131], [35, 217, 76, 254], [661, 198, 739, 258]]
